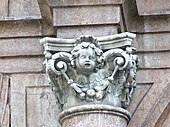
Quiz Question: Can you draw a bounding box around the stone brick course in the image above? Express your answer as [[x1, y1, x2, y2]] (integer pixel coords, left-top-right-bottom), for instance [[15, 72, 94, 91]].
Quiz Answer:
[[0, 57, 44, 73], [53, 5, 120, 27], [0, 38, 43, 57]]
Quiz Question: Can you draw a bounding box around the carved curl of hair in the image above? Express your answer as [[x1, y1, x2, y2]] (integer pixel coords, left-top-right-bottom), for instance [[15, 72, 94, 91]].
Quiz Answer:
[[71, 36, 104, 71]]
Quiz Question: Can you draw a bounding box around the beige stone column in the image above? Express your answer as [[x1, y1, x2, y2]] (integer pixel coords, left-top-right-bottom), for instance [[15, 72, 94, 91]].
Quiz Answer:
[[59, 105, 130, 127]]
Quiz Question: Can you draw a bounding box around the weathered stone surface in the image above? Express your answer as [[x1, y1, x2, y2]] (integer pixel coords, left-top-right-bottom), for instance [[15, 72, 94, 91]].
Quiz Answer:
[[143, 16, 170, 33], [0, 0, 54, 37], [136, 70, 154, 84], [27, 87, 59, 127], [11, 74, 60, 127], [49, 0, 122, 6], [57, 25, 118, 38], [161, 109, 170, 127], [37, 0, 55, 36], [0, 75, 10, 127], [136, 0, 170, 16], [133, 33, 170, 52], [59, 105, 130, 127], [0, 19, 54, 38], [0, 38, 43, 57], [0, 0, 8, 17], [8, 0, 41, 20], [138, 52, 170, 69], [9, 69, 170, 127], [122, 0, 140, 32], [53, 5, 120, 26], [0, 57, 44, 73], [127, 84, 152, 115], [128, 69, 170, 127], [0, 21, 42, 38], [141, 84, 170, 127], [123, 0, 170, 33]]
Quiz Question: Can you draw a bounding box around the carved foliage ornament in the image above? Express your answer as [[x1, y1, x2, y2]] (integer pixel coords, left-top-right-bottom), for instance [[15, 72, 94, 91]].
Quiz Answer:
[[41, 33, 139, 110]]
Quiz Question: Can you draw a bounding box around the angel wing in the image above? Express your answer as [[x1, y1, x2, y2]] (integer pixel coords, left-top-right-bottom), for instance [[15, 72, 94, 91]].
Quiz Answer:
[[104, 48, 129, 70], [45, 52, 72, 108], [95, 48, 129, 82], [100, 47, 138, 108]]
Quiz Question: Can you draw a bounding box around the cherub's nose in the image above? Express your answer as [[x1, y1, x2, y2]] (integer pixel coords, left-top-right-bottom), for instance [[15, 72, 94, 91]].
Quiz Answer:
[[85, 57, 90, 61]]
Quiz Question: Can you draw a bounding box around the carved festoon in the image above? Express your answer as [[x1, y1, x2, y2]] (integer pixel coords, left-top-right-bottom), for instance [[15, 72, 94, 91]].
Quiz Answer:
[[41, 32, 139, 110]]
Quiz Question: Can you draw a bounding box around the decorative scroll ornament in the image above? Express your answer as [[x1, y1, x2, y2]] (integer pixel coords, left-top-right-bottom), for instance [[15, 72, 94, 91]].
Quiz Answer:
[[41, 33, 139, 110]]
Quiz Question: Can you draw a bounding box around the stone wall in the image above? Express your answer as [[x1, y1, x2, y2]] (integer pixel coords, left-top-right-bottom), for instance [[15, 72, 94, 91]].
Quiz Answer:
[[123, 0, 170, 127], [0, 0, 169, 127]]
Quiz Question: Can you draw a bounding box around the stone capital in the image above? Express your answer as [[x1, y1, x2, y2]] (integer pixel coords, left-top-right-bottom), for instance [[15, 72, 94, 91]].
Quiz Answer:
[[41, 32, 138, 110]]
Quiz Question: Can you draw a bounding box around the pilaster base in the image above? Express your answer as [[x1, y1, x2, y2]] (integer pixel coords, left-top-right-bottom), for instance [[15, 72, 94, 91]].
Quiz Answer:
[[59, 105, 131, 127]]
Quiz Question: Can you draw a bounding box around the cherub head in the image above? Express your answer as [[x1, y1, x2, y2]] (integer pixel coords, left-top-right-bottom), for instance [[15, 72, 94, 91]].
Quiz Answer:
[[71, 36, 104, 76]]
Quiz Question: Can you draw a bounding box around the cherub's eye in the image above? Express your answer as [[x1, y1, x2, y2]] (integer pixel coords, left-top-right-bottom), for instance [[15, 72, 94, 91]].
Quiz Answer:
[[80, 55, 86, 59], [89, 56, 95, 60]]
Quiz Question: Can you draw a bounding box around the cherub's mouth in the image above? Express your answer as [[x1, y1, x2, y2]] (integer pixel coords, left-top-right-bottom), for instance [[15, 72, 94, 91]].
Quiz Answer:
[[84, 63, 90, 66]]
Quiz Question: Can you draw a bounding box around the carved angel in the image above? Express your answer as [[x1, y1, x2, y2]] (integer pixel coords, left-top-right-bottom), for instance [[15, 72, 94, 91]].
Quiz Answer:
[[43, 35, 138, 109]]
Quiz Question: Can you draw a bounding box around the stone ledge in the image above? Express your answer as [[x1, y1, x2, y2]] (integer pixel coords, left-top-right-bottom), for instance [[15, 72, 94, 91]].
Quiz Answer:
[[49, 0, 122, 7], [53, 5, 121, 27], [40, 32, 135, 52], [0, 16, 41, 21]]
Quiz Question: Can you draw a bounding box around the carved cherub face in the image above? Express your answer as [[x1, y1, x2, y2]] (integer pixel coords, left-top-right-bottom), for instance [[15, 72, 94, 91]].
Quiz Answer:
[[76, 47, 96, 75], [71, 37, 104, 76]]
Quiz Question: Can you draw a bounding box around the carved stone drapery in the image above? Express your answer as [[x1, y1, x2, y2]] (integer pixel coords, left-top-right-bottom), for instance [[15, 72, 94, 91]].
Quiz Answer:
[[41, 32, 138, 127]]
